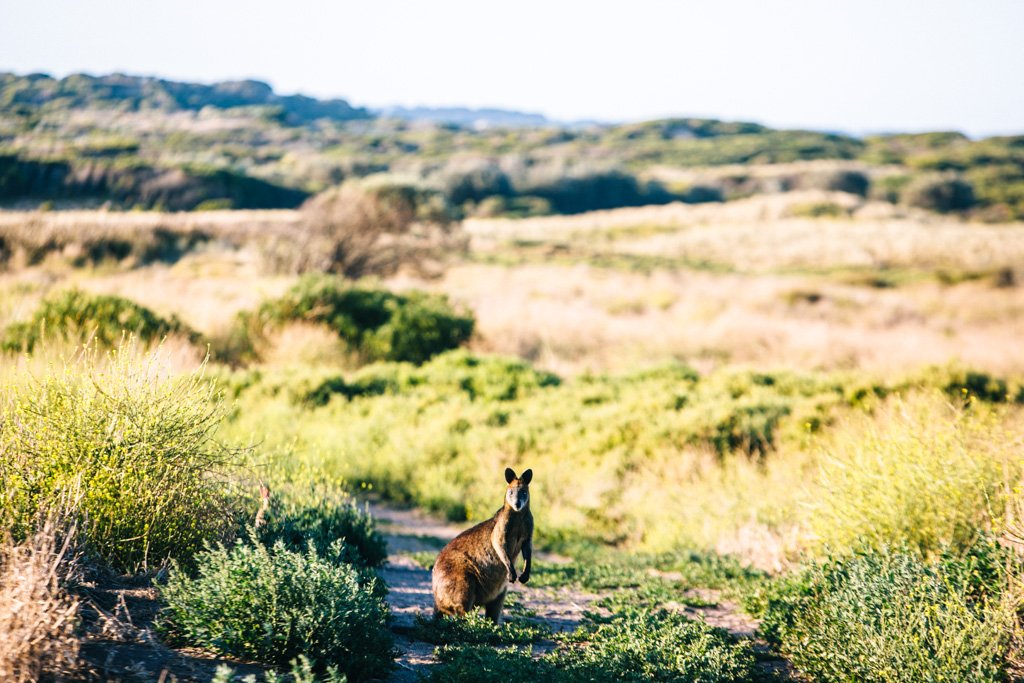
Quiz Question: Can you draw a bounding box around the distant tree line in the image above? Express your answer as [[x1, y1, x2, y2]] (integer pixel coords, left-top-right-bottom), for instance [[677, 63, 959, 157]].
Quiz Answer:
[[1, 72, 1022, 219], [0, 72, 370, 124], [0, 154, 308, 210]]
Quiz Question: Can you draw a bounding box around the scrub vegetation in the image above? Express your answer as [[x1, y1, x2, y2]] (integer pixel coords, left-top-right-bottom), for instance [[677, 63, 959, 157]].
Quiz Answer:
[[1, 72, 1022, 682], [3, 72, 1023, 220]]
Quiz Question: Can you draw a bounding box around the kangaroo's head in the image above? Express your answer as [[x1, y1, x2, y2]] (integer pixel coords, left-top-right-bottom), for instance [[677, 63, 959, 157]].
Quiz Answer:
[[504, 467, 532, 512]]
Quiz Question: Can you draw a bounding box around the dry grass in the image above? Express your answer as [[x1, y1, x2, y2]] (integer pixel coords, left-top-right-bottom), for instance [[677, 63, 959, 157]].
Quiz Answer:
[[0, 518, 82, 683], [3, 195, 1024, 376], [466, 191, 1024, 275], [389, 262, 1024, 376], [0, 205, 461, 279], [0, 209, 300, 269], [257, 322, 354, 368], [399, 192, 1024, 375]]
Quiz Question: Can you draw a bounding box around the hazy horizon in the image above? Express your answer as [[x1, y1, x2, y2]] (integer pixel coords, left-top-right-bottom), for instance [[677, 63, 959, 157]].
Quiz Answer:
[[3, 0, 1023, 137]]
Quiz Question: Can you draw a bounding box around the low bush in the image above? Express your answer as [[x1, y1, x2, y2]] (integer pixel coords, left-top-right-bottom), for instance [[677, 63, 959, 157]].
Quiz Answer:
[[750, 543, 1019, 682], [220, 351, 1024, 560], [219, 356, 861, 546], [513, 168, 678, 215], [787, 201, 848, 218], [0, 348, 238, 572], [304, 350, 560, 406], [212, 656, 347, 683], [901, 173, 975, 212], [1, 288, 199, 352], [436, 160, 513, 206], [297, 181, 456, 278], [922, 365, 1024, 403], [232, 275, 474, 365], [798, 169, 869, 196], [413, 612, 550, 646], [255, 487, 387, 568], [428, 610, 755, 683], [553, 609, 755, 683], [429, 645, 558, 683], [869, 173, 912, 203], [161, 537, 394, 681]]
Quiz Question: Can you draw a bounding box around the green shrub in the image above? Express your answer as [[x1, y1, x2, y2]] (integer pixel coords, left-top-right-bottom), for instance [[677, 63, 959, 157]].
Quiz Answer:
[[211, 656, 347, 683], [413, 612, 550, 646], [478, 195, 554, 218], [304, 350, 560, 406], [0, 348, 237, 572], [161, 537, 394, 681], [751, 545, 1017, 682], [901, 173, 975, 212], [922, 365, 1021, 403], [1, 288, 199, 352], [553, 609, 755, 683], [798, 169, 869, 196], [427, 611, 755, 683], [787, 201, 848, 218], [255, 487, 387, 568], [235, 275, 474, 365], [870, 174, 912, 203], [429, 645, 558, 683], [219, 357, 853, 545], [361, 291, 475, 364], [513, 168, 678, 215], [222, 355, 1024, 557]]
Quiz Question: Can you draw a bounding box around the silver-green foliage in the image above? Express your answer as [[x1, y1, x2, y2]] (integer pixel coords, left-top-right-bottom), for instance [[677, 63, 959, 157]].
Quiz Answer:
[[161, 538, 394, 682], [212, 655, 347, 683], [552, 609, 756, 683], [255, 487, 388, 569], [753, 545, 1017, 683], [427, 609, 755, 683]]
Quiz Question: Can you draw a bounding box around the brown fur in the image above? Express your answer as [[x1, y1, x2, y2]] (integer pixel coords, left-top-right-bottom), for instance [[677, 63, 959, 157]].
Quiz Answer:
[[431, 467, 534, 624]]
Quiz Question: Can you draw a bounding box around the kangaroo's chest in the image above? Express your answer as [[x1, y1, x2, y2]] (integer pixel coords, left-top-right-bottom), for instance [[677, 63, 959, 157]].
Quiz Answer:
[[496, 516, 530, 558], [505, 535, 524, 560]]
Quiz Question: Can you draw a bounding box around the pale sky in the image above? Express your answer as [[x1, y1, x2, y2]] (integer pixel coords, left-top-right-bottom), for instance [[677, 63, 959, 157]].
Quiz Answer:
[[2, 0, 1022, 136]]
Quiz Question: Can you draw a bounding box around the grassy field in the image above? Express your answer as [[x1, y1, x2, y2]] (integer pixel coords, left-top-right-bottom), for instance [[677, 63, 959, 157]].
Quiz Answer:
[[1, 192, 1022, 681]]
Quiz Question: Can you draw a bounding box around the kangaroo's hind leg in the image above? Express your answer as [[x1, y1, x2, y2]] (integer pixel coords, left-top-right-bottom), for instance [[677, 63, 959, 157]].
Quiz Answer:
[[433, 570, 476, 619], [483, 587, 507, 624]]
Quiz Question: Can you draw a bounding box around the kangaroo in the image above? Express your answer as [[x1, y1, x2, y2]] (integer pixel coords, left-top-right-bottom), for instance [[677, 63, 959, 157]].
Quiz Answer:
[[431, 467, 533, 624]]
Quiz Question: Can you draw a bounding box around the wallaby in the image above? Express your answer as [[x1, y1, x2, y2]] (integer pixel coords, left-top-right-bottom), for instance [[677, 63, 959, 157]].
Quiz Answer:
[[432, 467, 534, 624], [254, 482, 271, 528]]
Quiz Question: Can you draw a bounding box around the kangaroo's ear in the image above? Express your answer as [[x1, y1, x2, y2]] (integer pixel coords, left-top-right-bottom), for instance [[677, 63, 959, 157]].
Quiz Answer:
[[505, 467, 517, 484], [520, 469, 533, 485]]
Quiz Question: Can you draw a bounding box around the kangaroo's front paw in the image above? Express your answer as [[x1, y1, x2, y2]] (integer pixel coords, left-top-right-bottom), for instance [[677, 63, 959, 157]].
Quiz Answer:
[[507, 570, 518, 583], [518, 570, 530, 584]]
